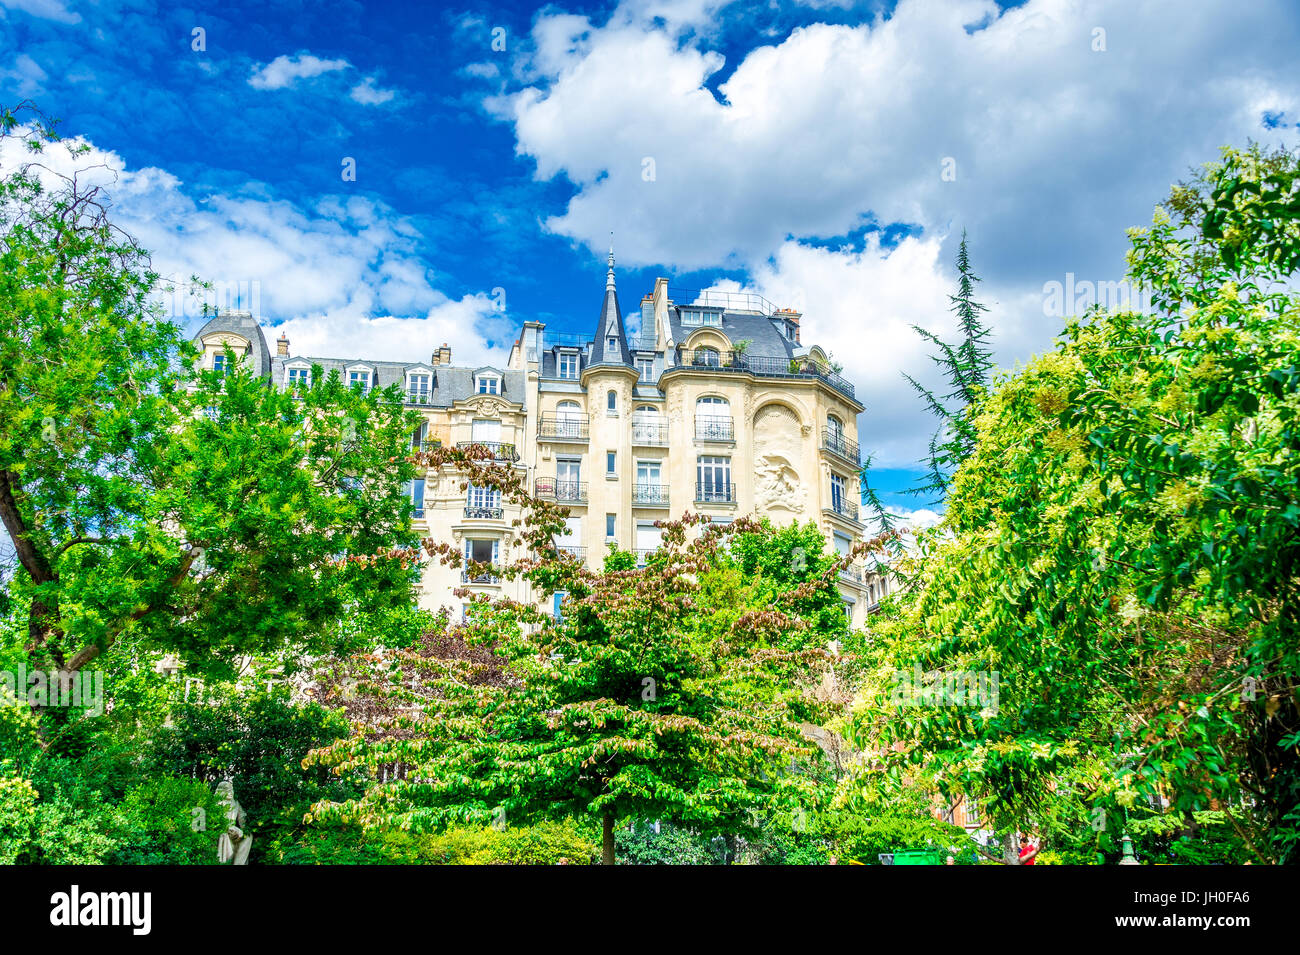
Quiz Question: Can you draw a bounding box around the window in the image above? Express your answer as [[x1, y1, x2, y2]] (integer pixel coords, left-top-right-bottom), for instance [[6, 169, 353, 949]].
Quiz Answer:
[[636, 356, 654, 382], [697, 455, 732, 502], [694, 346, 720, 367], [409, 478, 425, 518], [695, 396, 732, 441], [681, 308, 722, 327], [464, 538, 499, 582], [408, 373, 431, 403], [827, 414, 844, 446], [605, 513, 616, 538], [466, 483, 501, 517], [607, 390, 617, 412], [349, 370, 370, 392], [471, 418, 502, 444], [552, 591, 566, 624], [476, 375, 500, 395], [632, 406, 666, 445], [843, 600, 855, 624], [635, 460, 666, 505], [607, 337, 618, 353], [558, 352, 578, 379], [831, 473, 847, 512], [557, 457, 582, 492], [606, 451, 616, 475], [555, 401, 583, 438], [287, 366, 310, 389], [411, 421, 429, 451], [212, 353, 227, 375]]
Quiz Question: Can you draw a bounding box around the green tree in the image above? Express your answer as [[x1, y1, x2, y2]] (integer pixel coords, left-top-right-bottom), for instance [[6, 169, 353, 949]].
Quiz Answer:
[[0, 105, 420, 681], [305, 449, 879, 864], [849, 144, 1300, 862]]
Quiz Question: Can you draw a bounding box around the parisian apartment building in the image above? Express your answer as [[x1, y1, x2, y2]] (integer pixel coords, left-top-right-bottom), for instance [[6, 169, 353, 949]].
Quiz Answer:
[[191, 252, 891, 628]]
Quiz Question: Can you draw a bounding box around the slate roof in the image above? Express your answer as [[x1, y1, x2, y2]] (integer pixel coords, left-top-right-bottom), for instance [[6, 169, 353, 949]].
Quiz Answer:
[[193, 311, 272, 377], [587, 250, 632, 369], [267, 355, 525, 406], [665, 307, 797, 361]]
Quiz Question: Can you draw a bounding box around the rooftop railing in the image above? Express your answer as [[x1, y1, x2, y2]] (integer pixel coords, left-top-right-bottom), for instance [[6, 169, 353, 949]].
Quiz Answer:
[[674, 348, 857, 402], [668, 287, 777, 315]]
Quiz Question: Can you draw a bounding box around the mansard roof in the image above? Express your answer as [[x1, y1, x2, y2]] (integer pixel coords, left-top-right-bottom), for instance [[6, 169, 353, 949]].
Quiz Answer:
[[268, 355, 525, 407], [193, 311, 272, 378]]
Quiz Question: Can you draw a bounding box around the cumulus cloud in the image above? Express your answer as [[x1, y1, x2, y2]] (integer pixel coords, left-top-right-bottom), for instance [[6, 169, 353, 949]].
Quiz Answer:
[[492, 0, 1300, 464], [349, 76, 397, 106], [248, 53, 350, 91], [0, 52, 47, 95], [0, 131, 512, 369]]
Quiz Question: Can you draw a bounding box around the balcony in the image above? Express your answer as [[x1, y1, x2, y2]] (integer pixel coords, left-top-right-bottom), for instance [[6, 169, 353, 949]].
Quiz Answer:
[[838, 565, 864, 585], [694, 415, 734, 442], [538, 414, 588, 442], [673, 348, 857, 403], [456, 440, 519, 463], [534, 477, 588, 504], [695, 482, 736, 504], [556, 545, 586, 560], [406, 388, 432, 405], [631, 422, 669, 446], [825, 498, 861, 524], [632, 483, 670, 507], [463, 504, 504, 520], [460, 571, 500, 585], [822, 428, 861, 466], [634, 548, 661, 567]]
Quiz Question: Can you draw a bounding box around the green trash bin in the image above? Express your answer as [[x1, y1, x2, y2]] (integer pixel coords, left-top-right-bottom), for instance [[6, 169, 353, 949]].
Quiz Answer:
[[882, 849, 943, 865]]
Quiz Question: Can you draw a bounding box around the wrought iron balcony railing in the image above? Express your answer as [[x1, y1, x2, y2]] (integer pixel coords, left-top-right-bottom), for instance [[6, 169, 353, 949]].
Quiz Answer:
[[630, 422, 669, 446], [826, 498, 861, 522], [456, 440, 519, 462], [822, 428, 861, 465], [839, 565, 863, 584], [406, 388, 432, 405], [534, 477, 588, 503], [460, 571, 500, 584], [538, 414, 589, 441], [463, 504, 503, 520], [694, 415, 734, 442], [632, 483, 670, 506], [556, 545, 586, 560], [695, 482, 736, 503], [634, 548, 661, 566]]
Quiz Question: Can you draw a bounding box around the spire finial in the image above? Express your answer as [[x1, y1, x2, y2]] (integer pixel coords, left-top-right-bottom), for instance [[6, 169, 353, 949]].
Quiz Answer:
[[606, 232, 616, 290]]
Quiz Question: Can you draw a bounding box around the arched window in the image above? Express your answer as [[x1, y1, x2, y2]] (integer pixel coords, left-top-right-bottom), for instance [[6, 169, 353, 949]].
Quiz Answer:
[[695, 396, 731, 441], [555, 400, 583, 439], [607, 390, 617, 412], [827, 414, 844, 452], [694, 346, 720, 368]]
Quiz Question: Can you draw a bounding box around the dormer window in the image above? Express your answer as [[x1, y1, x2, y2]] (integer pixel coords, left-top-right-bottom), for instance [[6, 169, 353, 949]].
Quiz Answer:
[[558, 351, 579, 380], [212, 353, 228, 376], [287, 366, 311, 389], [680, 308, 723, 327], [476, 374, 500, 395], [348, 369, 371, 393], [408, 372, 432, 404], [607, 337, 618, 353]]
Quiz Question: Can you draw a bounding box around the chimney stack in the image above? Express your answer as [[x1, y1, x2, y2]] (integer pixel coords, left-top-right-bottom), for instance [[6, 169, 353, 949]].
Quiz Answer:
[[276, 331, 289, 356], [433, 343, 452, 365]]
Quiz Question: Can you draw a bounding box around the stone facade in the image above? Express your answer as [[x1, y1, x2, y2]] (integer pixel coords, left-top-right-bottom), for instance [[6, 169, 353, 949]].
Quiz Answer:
[[191, 254, 891, 628]]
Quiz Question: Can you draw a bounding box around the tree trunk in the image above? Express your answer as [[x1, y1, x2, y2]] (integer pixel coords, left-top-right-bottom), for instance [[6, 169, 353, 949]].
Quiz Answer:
[[602, 811, 616, 865]]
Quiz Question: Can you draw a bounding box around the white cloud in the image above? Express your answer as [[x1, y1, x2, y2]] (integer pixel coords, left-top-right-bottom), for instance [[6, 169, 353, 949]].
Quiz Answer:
[[494, 0, 1300, 465], [349, 76, 397, 106], [248, 53, 350, 91], [0, 132, 512, 369], [0, 0, 80, 24], [0, 53, 47, 95]]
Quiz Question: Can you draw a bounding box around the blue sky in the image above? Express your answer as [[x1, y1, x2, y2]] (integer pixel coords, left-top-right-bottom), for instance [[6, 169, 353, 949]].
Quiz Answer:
[[2, 0, 1298, 516]]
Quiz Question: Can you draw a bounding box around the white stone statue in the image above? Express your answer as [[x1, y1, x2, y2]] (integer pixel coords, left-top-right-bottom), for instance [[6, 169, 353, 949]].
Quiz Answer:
[[216, 778, 253, 865]]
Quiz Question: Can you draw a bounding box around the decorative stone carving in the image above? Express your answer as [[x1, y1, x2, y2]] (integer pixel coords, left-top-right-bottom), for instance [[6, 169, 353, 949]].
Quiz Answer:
[[753, 404, 806, 513]]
